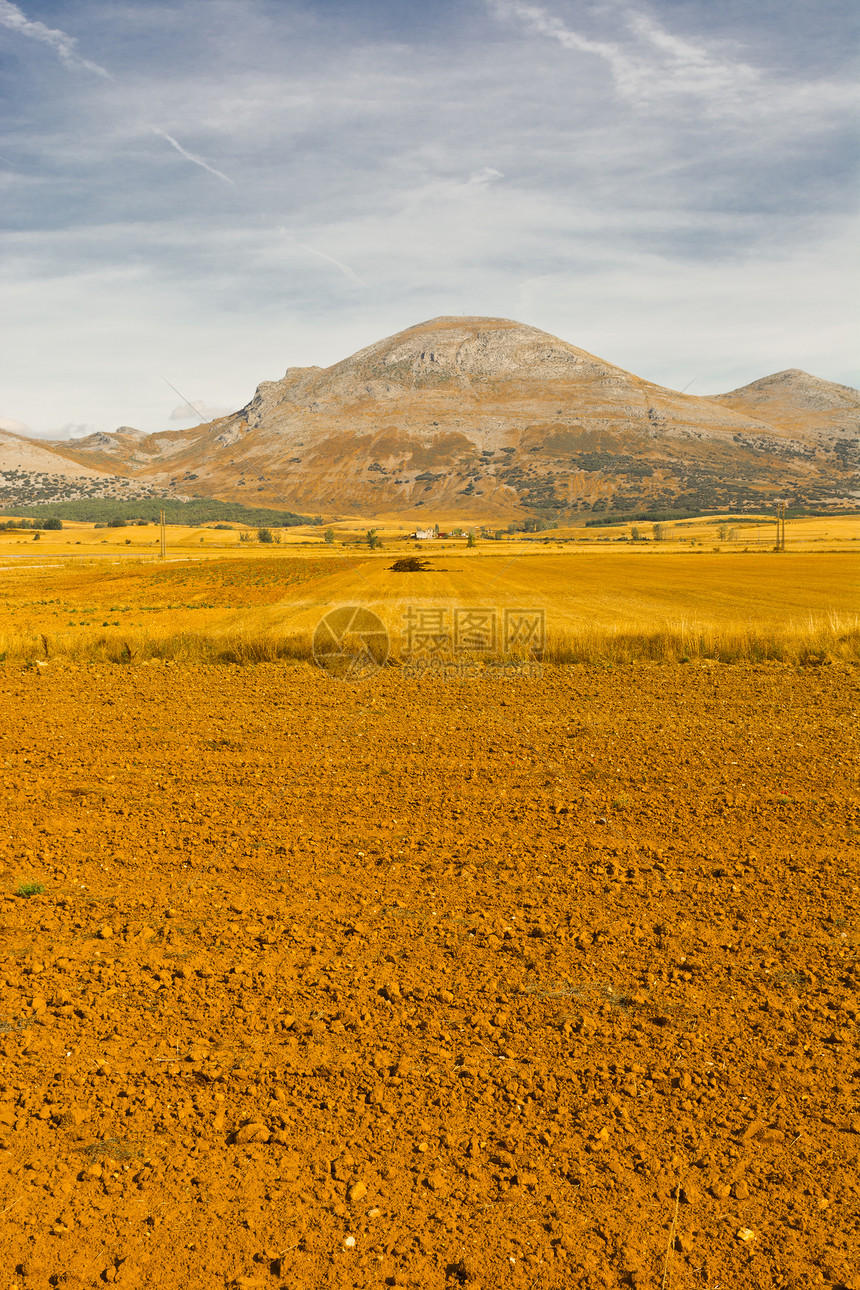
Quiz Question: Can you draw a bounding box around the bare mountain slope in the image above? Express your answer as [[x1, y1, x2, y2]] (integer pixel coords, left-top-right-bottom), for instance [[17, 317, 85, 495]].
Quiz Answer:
[[0, 426, 175, 509], [5, 318, 859, 516], [711, 370, 859, 462], [713, 369, 860, 423]]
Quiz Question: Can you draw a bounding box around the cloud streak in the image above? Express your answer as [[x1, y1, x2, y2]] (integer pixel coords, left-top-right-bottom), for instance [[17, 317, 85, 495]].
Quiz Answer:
[[488, 1, 642, 96], [486, 0, 856, 120], [151, 128, 235, 186], [293, 241, 366, 286], [0, 0, 112, 78]]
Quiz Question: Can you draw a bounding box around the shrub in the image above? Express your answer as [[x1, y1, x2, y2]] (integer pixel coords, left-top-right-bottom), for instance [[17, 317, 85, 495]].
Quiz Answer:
[[15, 881, 44, 897]]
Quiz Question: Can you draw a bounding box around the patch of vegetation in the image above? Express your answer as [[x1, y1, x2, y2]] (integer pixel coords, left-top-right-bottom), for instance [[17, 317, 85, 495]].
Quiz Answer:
[[0, 498, 318, 527], [0, 517, 62, 530], [586, 508, 703, 526], [14, 881, 45, 897]]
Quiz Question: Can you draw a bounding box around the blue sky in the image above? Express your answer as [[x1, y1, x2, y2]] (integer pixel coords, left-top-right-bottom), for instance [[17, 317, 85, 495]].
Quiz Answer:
[[1, 0, 857, 437]]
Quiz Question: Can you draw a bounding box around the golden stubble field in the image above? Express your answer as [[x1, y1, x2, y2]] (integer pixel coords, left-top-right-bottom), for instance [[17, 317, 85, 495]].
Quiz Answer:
[[0, 514, 859, 666]]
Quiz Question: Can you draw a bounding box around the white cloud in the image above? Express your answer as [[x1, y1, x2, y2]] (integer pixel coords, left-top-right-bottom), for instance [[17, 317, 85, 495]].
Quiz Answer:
[[0, 1, 111, 78], [59, 422, 99, 439], [467, 167, 505, 187], [0, 415, 31, 434], [169, 401, 232, 423]]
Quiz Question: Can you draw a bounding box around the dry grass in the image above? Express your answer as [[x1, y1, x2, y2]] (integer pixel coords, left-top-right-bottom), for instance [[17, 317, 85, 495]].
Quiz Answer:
[[2, 612, 857, 667], [3, 537, 859, 668], [0, 625, 313, 667], [542, 612, 860, 665]]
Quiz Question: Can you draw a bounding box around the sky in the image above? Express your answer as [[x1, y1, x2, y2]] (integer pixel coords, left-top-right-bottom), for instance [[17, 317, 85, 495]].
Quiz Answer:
[[1, 0, 857, 438]]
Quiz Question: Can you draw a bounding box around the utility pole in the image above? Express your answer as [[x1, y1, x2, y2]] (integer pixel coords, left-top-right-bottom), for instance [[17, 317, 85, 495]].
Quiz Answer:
[[776, 501, 786, 551], [160, 508, 166, 559]]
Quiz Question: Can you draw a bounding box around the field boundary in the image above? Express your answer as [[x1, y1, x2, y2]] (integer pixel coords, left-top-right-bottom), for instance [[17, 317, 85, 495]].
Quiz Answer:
[[2, 615, 858, 667]]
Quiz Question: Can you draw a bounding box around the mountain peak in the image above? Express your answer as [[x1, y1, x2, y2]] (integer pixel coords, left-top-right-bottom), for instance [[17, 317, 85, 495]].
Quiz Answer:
[[714, 369, 860, 416], [280, 315, 628, 410], [2, 317, 857, 515]]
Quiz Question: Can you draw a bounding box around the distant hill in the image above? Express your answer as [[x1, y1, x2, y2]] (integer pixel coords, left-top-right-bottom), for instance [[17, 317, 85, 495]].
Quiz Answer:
[[3, 318, 858, 518], [710, 370, 860, 456]]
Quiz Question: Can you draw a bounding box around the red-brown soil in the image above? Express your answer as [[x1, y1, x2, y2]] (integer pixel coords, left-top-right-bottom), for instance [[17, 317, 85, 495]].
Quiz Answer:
[[0, 662, 858, 1289]]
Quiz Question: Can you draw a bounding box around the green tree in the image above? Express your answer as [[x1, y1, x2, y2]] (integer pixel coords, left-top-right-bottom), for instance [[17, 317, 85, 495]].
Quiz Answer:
[[257, 527, 274, 543], [652, 523, 665, 542], [324, 528, 335, 545], [366, 528, 382, 550], [631, 526, 642, 541], [466, 530, 476, 547]]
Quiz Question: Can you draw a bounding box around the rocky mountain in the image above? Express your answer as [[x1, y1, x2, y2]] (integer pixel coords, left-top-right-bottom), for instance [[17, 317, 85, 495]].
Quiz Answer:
[[0, 426, 171, 509], [0, 423, 178, 510], [3, 317, 858, 518], [710, 370, 859, 459]]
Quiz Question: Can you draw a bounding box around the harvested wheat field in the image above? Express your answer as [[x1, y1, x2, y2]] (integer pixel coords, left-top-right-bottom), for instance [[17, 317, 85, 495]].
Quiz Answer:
[[1, 545, 859, 666], [0, 657, 858, 1290]]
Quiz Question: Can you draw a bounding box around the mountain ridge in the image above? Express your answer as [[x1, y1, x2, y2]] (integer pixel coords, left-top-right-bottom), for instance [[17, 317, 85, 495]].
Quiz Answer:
[[2, 317, 857, 517]]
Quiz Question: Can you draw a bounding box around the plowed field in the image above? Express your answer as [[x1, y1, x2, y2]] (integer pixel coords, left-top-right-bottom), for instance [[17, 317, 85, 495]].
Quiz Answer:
[[0, 662, 858, 1289]]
